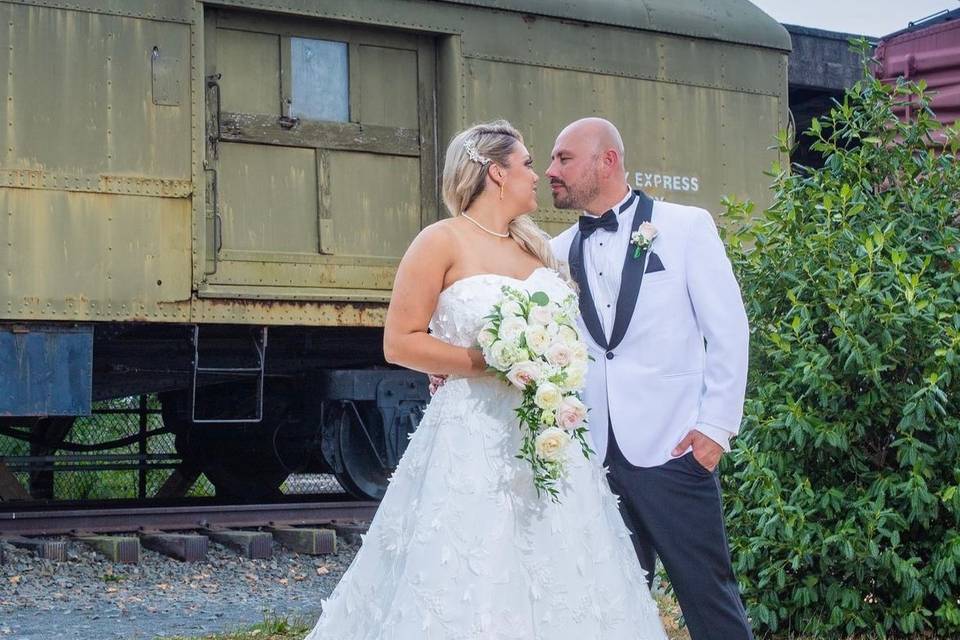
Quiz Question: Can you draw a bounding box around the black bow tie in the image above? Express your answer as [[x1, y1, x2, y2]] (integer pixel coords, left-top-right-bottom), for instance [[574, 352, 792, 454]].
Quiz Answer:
[[578, 210, 618, 238]]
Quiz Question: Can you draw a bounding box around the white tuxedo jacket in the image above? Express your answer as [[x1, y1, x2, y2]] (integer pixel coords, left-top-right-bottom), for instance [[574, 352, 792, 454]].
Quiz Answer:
[[550, 191, 749, 467]]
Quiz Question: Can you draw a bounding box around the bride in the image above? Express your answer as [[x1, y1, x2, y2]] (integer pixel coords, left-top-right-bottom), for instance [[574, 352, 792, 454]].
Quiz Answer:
[[304, 121, 667, 640]]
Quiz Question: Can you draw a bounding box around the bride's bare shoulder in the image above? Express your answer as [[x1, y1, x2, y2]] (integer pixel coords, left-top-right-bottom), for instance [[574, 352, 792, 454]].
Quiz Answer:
[[399, 219, 461, 274], [409, 218, 462, 252]]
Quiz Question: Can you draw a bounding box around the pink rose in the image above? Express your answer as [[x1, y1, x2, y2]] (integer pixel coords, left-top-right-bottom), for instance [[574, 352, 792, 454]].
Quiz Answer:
[[506, 361, 542, 390], [556, 396, 587, 431], [545, 342, 573, 367]]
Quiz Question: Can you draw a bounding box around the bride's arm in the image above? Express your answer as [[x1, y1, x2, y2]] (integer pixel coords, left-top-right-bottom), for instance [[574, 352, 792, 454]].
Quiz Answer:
[[383, 225, 488, 377]]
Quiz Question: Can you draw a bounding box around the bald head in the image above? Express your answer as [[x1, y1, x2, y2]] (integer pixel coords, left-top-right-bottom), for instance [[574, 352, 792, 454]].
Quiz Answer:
[[558, 117, 625, 169], [547, 117, 630, 214]]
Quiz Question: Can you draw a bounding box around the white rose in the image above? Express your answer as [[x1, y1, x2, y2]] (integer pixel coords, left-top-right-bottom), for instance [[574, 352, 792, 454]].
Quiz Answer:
[[534, 382, 563, 410], [506, 361, 541, 390], [535, 427, 571, 463], [477, 322, 497, 349], [556, 396, 587, 431], [501, 300, 524, 318], [639, 221, 658, 242], [528, 304, 553, 326], [524, 325, 551, 356], [545, 342, 573, 368], [569, 342, 589, 364], [499, 316, 527, 341], [561, 362, 588, 391], [487, 340, 518, 371], [546, 321, 561, 336], [557, 324, 580, 346]]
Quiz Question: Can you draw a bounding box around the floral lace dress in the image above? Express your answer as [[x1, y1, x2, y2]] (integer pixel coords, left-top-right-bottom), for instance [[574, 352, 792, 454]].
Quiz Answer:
[[304, 268, 667, 640]]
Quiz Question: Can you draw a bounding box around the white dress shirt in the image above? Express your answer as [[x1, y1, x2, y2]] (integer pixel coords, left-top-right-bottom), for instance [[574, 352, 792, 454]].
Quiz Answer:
[[582, 189, 637, 341]]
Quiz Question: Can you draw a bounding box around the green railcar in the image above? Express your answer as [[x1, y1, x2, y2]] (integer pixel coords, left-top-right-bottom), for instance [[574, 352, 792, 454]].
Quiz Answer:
[[0, 0, 790, 500]]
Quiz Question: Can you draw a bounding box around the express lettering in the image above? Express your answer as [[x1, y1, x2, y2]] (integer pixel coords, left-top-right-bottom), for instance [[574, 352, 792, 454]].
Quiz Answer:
[[628, 171, 700, 193]]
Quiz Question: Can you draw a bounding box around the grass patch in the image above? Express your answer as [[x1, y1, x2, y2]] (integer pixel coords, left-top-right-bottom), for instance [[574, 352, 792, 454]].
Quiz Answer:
[[162, 611, 312, 640]]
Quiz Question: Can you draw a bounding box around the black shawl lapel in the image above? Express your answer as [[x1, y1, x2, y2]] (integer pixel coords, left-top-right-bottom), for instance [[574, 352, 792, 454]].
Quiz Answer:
[[568, 230, 608, 350], [607, 190, 654, 350]]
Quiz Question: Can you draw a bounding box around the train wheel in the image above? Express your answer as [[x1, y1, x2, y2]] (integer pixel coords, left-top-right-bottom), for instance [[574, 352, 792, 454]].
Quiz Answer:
[[330, 402, 391, 501]]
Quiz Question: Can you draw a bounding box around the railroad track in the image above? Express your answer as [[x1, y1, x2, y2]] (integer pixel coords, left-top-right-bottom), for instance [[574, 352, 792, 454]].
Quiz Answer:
[[0, 500, 378, 536], [0, 499, 378, 563]]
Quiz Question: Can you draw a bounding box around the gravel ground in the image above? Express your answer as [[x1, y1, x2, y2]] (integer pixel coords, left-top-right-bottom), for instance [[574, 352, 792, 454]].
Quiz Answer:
[[0, 535, 359, 640]]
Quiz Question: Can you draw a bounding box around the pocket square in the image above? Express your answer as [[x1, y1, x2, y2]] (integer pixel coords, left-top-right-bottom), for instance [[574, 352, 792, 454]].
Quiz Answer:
[[645, 252, 665, 274]]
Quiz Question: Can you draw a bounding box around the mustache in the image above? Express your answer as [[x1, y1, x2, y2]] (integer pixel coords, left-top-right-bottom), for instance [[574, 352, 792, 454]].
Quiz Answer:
[[549, 180, 566, 187]]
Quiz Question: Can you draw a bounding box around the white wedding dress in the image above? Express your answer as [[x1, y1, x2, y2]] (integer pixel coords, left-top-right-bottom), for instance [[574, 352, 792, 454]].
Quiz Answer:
[[305, 267, 667, 640]]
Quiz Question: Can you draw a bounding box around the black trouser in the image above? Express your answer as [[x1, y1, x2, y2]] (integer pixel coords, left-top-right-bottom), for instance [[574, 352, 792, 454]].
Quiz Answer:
[[604, 422, 753, 640]]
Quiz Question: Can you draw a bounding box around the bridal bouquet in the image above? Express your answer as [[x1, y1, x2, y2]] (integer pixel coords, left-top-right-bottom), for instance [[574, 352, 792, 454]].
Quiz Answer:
[[478, 285, 594, 501]]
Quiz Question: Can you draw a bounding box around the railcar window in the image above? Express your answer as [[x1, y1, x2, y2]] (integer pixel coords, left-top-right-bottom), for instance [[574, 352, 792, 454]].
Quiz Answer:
[[289, 37, 349, 122]]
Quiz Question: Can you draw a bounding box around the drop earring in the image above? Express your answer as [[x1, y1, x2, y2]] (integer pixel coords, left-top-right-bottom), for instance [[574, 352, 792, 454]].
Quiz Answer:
[[499, 182, 504, 200]]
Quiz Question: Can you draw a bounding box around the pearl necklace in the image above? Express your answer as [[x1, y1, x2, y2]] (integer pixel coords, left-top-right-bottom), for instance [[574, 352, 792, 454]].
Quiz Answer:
[[461, 213, 510, 238]]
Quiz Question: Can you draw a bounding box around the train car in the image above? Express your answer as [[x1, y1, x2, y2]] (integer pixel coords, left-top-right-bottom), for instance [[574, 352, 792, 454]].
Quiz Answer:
[[875, 8, 960, 142], [0, 0, 790, 501]]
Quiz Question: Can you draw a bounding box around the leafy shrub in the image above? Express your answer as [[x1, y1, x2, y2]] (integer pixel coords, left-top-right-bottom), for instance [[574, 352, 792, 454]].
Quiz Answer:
[[721, 46, 960, 638]]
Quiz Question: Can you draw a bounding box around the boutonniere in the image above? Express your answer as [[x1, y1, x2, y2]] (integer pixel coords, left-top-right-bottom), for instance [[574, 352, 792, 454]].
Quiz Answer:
[[630, 222, 658, 258]]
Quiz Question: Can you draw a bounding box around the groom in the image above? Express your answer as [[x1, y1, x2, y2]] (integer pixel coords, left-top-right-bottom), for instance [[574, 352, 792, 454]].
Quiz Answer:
[[548, 118, 753, 640]]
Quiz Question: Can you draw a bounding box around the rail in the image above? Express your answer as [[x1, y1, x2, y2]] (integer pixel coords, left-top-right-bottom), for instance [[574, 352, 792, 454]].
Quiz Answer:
[[0, 500, 378, 536]]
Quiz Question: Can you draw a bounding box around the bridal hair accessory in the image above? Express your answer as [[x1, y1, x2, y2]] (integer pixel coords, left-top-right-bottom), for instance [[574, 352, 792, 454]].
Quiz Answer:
[[464, 138, 491, 165]]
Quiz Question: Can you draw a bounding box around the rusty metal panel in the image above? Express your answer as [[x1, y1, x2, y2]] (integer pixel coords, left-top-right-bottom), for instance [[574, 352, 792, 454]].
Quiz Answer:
[[0, 2, 191, 178], [456, 9, 785, 97], [462, 59, 781, 236], [190, 296, 388, 326], [4, 0, 193, 23], [325, 151, 421, 258], [0, 188, 192, 314], [151, 45, 183, 106], [200, 257, 397, 290], [217, 142, 319, 253], [357, 45, 419, 128], [217, 27, 280, 115]]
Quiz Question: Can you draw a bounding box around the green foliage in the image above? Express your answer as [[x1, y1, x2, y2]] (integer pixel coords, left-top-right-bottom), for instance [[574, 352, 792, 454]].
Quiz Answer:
[[721, 43, 960, 638]]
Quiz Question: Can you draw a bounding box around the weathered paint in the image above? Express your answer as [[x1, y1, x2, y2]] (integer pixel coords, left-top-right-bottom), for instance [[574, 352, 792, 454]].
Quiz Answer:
[[0, 324, 93, 416], [0, 0, 789, 328], [876, 14, 960, 134], [461, 59, 781, 235]]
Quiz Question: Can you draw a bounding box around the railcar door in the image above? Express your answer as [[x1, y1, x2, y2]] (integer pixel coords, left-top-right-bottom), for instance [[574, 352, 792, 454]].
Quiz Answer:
[[199, 9, 437, 300]]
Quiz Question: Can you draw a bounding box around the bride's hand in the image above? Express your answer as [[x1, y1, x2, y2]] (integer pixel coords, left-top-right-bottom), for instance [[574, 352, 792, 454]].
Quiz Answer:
[[428, 374, 447, 395]]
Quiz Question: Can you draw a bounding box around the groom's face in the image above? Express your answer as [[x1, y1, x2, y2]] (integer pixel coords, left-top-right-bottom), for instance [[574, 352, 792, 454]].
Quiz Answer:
[[546, 134, 601, 211]]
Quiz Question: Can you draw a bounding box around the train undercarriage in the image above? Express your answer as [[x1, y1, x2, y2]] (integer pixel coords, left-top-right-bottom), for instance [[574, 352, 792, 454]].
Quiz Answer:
[[0, 322, 429, 503]]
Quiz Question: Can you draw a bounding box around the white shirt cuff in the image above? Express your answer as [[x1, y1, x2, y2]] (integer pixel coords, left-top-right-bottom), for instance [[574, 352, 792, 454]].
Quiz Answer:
[[694, 423, 733, 452]]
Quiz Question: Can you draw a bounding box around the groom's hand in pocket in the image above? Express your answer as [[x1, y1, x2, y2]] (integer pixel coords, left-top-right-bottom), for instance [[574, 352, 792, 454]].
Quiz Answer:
[[671, 429, 723, 472]]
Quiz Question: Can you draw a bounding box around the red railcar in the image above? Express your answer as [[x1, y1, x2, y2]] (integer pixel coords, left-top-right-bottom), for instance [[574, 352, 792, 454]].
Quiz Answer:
[[875, 9, 960, 138]]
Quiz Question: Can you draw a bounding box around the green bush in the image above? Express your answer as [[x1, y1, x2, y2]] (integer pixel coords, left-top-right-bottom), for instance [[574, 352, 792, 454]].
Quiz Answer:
[[721, 46, 960, 638]]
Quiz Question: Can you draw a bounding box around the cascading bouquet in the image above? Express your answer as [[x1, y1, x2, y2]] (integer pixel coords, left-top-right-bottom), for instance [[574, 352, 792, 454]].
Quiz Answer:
[[478, 285, 594, 501]]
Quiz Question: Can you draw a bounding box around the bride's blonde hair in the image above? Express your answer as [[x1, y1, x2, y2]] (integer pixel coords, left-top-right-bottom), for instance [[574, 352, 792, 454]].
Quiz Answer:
[[442, 120, 571, 283]]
